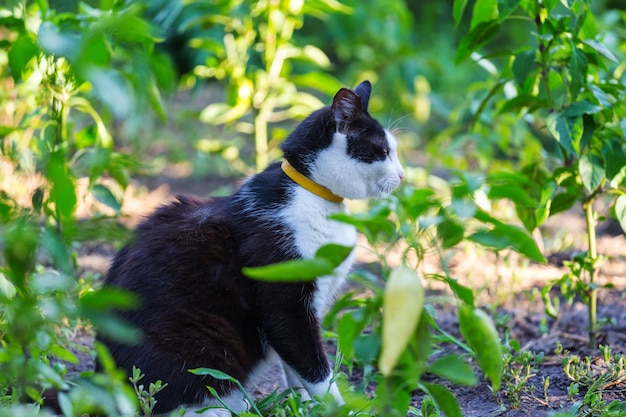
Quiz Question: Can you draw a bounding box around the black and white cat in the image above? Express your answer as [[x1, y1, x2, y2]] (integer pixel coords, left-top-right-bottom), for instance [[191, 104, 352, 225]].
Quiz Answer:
[[99, 81, 404, 416]]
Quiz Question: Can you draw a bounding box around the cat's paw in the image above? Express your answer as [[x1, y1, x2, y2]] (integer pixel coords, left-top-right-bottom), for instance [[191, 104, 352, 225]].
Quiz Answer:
[[302, 374, 344, 406]]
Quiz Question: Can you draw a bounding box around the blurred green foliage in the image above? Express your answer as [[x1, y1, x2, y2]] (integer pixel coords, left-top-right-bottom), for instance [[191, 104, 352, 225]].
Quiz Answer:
[[1, 0, 173, 414], [1, 0, 626, 416]]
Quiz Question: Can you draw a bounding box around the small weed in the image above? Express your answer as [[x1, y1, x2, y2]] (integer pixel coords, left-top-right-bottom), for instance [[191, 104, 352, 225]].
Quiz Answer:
[[501, 350, 546, 409], [416, 396, 438, 417], [568, 382, 580, 401], [557, 344, 626, 391], [555, 343, 626, 417], [542, 376, 550, 405], [129, 366, 168, 417]]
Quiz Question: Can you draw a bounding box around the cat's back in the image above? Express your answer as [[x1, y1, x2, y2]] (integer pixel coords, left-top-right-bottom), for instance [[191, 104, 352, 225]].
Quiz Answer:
[[106, 195, 241, 302]]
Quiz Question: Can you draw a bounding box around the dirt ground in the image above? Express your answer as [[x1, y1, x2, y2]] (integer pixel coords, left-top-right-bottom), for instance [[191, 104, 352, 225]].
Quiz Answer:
[[71, 172, 626, 417]]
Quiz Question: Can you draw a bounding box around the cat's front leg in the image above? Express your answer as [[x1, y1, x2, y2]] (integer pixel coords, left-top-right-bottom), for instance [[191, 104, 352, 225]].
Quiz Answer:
[[257, 282, 344, 405]]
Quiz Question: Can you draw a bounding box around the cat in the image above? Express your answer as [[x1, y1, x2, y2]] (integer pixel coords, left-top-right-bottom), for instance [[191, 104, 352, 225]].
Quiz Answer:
[[98, 80, 404, 417]]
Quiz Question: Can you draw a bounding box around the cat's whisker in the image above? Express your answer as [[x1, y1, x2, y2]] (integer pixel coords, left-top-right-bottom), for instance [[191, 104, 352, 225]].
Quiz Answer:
[[387, 113, 411, 132], [374, 177, 399, 198]]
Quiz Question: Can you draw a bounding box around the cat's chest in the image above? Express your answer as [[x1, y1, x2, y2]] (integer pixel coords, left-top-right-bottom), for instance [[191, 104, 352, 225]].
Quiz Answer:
[[280, 188, 357, 316], [281, 190, 356, 255]]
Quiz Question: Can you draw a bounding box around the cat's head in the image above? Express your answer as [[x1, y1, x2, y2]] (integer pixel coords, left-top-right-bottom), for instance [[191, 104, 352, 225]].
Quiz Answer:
[[282, 80, 404, 200]]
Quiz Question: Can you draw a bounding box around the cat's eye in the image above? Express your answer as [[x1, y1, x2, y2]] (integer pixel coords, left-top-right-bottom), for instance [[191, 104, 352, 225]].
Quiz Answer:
[[384, 148, 391, 157]]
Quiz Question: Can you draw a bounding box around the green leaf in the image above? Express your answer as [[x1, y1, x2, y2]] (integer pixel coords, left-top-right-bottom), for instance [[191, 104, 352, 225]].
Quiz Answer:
[[200, 103, 247, 125], [90, 314, 142, 345], [49, 344, 78, 364], [550, 191, 578, 216], [77, 31, 111, 67], [3, 219, 38, 282], [546, 113, 583, 157], [602, 139, 626, 182], [331, 212, 395, 242], [58, 391, 74, 417], [455, 20, 501, 64], [614, 195, 626, 235], [569, 46, 588, 100], [291, 73, 344, 97], [499, 94, 546, 113], [40, 228, 72, 273], [470, 0, 498, 31], [338, 311, 363, 359], [243, 258, 333, 281], [497, 0, 519, 20], [428, 355, 478, 386], [101, 10, 154, 44], [37, 22, 79, 59], [0, 16, 25, 32], [413, 312, 432, 378], [353, 333, 380, 365], [519, 0, 538, 14], [541, 284, 559, 318], [148, 79, 167, 122], [8, 34, 39, 82], [563, 100, 602, 117], [578, 154, 605, 193], [91, 184, 121, 214], [488, 182, 534, 207], [453, 0, 469, 27], [243, 243, 352, 281], [0, 273, 16, 298], [315, 244, 353, 266], [590, 84, 611, 107], [468, 223, 545, 262], [445, 277, 474, 306], [46, 152, 77, 221], [423, 383, 463, 417], [189, 368, 236, 382], [437, 218, 465, 248], [80, 287, 138, 310], [512, 50, 535, 87], [0, 125, 16, 138], [458, 305, 503, 391], [582, 39, 618, 63], [87, 68, 134, 119]]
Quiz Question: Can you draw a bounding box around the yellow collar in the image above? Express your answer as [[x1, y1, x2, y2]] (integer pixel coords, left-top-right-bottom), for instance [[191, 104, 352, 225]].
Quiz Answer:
[[281, 160, 344, 204]]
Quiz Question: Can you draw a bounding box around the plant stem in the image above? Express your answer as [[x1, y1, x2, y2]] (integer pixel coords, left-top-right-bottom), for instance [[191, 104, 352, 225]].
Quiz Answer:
[[534, 7, 555, 112], [583, 198, 598, 349]]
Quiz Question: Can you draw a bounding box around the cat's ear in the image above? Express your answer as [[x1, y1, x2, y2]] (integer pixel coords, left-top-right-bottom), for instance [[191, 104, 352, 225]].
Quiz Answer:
[[332, 88, 362, 131], [354, 80, 371, 112]]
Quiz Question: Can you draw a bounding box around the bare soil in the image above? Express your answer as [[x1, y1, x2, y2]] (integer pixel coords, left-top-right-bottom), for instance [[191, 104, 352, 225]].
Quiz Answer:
[[71, 172, 626, 416]]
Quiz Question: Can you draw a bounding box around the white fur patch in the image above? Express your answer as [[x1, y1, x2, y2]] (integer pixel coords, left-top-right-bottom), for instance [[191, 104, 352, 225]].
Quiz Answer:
[[310, 129, 404, 200], [280, 187, 356, 319], [301, 372, 343, 405]]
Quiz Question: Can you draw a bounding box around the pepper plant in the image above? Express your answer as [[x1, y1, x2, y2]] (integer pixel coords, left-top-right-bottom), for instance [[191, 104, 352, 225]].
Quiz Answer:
[[452, 0, 626, 348]]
